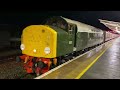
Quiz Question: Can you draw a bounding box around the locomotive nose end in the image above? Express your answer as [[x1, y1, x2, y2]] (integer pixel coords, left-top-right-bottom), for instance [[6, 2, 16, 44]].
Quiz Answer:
[[21, 25, 57, 58]]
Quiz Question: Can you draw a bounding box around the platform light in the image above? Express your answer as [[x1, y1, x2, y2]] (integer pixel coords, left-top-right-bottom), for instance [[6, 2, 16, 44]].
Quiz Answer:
[[44, 47, 50, 54], [33, 49, 37, 53], [20, 44, 25, 50]]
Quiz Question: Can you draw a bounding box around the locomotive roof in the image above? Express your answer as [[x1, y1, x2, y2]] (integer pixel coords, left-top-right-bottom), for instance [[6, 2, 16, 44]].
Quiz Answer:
[[61, 16, 103, 33]]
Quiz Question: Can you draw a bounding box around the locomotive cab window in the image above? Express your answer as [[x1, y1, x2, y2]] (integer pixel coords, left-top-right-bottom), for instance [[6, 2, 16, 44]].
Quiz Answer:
[[68, 23, 75, 35], [44, 16, 68, 31]]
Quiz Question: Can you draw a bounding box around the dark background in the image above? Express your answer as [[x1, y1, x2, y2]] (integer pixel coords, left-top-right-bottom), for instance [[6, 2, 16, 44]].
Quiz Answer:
[[1, 11, 120, 30], [0, 11, 120, 38]]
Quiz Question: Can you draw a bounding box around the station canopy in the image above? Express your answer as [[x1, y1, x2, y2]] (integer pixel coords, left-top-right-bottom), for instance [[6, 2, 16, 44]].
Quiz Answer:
[[99, 19, 120, 34]]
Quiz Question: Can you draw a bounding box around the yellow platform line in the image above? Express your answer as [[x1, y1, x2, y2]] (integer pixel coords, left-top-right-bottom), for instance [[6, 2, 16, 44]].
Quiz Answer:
[[75, 42, 113, 79]]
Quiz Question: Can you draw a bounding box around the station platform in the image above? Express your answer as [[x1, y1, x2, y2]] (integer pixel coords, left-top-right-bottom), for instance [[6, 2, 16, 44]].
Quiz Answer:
[[35, 37, 120, 79], [81, 37, 120, 79]]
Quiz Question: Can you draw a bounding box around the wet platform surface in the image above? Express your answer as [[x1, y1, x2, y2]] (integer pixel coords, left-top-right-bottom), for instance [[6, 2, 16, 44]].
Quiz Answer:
[[35, 38, 117, 79], [81, 37, 120, 79]]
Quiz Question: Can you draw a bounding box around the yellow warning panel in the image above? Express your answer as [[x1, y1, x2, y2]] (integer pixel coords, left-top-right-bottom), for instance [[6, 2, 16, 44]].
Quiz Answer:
[[21, 25, 57, 58]]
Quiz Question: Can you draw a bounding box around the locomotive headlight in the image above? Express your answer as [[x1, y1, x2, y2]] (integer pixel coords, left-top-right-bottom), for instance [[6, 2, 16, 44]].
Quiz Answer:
[[33, 49, 37, 53], [20, 44, 25, 50], [44, 47, 50, 54]]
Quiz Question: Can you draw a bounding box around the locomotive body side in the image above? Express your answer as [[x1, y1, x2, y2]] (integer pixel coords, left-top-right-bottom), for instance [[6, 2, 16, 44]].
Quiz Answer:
[[49, 25, 75, 57]]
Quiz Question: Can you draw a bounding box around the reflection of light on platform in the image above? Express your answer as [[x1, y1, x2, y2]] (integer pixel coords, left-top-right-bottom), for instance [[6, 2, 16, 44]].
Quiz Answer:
[[87, 52, 93, 58], [111, 59, 117, 62], [108, 56, 118, 65], [87, 45, 103, 58], [108, 44, 118, 65], [96, 46, 102, 52], [108, 43, 118, 52]]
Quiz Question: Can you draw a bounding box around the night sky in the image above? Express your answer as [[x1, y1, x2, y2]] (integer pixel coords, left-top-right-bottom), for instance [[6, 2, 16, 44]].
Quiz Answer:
[[0, 11, 120, 32], [0, 11, 120, 48]]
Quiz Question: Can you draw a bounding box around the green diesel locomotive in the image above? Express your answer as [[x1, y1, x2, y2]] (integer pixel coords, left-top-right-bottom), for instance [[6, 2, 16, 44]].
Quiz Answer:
[[19, 16, 118, 75]]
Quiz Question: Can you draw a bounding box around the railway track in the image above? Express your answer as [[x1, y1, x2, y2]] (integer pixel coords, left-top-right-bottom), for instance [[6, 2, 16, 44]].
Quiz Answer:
[[0, 53, 37, 79], [0, 49, 25, 79]]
